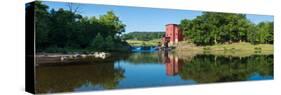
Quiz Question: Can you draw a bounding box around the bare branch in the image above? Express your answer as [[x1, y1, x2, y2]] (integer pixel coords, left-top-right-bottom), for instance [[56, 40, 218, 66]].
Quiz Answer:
[[66, 3, 82, 14]]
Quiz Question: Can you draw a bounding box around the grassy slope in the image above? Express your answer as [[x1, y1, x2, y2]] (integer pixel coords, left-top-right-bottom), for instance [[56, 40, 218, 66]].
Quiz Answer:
[[176, 41, 273, 57], [126, 39, 273, 57], [205, 42, 273, 51]]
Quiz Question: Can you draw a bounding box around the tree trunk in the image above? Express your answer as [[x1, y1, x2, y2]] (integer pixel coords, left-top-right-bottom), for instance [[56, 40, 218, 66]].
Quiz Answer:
[[214, 36, 217, 44]]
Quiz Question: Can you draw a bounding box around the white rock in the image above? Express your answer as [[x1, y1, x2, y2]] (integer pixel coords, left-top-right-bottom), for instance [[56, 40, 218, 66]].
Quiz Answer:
[[81, 54, 87, 58], [60, 56, 65, 61]]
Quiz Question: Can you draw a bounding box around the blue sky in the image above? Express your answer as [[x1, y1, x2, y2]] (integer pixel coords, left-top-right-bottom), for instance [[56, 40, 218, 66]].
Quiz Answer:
[[43, 1, 273, 33]]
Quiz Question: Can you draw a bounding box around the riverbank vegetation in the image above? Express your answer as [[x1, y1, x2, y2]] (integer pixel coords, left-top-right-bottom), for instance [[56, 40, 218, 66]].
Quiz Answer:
[[122, 32, 164, 41], [180, 12, 273, 46], [126, 39, 161, 46], [176, 12, 273, 54], [123, 32, 164, 46], [30, 1, 130, 53]]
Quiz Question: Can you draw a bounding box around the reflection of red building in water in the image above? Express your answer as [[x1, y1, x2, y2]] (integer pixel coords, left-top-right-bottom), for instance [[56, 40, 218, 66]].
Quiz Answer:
[[163, 52, 183, 76], [162, 24, 184, 45]]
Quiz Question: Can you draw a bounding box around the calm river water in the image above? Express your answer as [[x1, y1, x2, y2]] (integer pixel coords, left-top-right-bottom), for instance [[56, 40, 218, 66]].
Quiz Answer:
[[35, 52, 273, 93]]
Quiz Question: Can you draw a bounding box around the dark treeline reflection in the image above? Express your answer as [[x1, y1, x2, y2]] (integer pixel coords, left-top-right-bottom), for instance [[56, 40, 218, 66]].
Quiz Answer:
[[179, 54, 273, 83], [36, 53, 273, 93], [35, 55, 129, 93], [36, 63, 124, 93], [36, 53, 162, 93]]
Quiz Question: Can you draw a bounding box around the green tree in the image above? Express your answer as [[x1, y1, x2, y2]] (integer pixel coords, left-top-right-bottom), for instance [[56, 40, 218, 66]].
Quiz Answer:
[[90, 33, 104, 51], [247, 22, 273, 44], [180, 12, 271, 45], [34, 1, 50, 51], [246, 23, 258, 44], [267, 22, 274, 44], [104, 36, 115, 51], [98, 11, 126, 37], [257, 22, 273, 44]]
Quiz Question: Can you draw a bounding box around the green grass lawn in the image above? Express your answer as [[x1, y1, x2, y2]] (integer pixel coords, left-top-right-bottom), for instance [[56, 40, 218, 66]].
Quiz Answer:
[[205, 42, 273, 51], [176, 41, 273, 57]]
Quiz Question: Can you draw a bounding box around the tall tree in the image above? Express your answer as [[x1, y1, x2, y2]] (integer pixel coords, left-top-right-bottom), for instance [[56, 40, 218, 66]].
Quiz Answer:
[[98, 11, 126, 37], [34, 1, 50, 51], [247, 22, 273, 44]]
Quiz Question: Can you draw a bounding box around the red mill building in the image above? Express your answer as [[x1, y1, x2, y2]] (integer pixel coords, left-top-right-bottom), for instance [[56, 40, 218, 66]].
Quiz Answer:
[[162, 24, 184, 45]]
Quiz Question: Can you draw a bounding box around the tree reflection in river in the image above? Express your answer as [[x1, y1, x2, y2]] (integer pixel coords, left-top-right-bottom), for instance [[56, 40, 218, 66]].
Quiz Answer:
[[36, 52, 273, 93], [178, 54, 273, 83], [125, 52, 273, 83], [35, 55, 127, 93]]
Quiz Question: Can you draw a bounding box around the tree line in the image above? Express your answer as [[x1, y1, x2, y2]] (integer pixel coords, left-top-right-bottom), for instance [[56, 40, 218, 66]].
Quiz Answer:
[[180, 12, 273, 45], [122, 32, 165, 41], [28, 1, 130, 53]]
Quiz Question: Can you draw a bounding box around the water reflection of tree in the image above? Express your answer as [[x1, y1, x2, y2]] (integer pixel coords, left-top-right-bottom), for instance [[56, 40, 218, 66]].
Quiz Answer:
[[124, 52, 273, 83], [36, 56, 127, 93], [178, 55, 273, 83]]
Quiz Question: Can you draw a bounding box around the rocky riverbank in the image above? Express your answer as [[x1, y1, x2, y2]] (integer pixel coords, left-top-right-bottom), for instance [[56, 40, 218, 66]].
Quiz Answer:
[[36, 52, 111, 64]]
